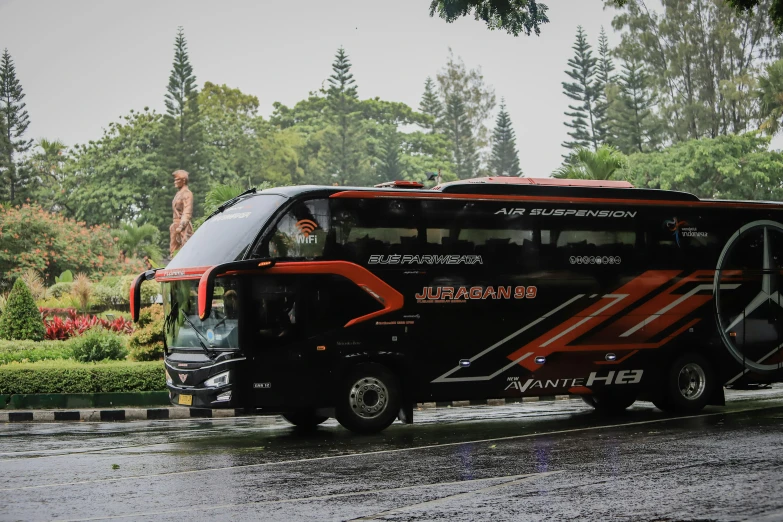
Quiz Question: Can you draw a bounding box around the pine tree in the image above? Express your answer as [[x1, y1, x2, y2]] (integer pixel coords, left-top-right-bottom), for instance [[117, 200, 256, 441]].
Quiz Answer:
[[324, 47, 368, 185], [562, 26, 598, 157], [489, 101, 522, 177], [0, 278, 45, 341], [609, 59, 660, 154], [594, 27, 614, 145], [440, 94, 478, 179], [377, 128, 404, 182], [419, 77, 442, 133], [163, 27, 201, 179], [0, 49, 33, 203]]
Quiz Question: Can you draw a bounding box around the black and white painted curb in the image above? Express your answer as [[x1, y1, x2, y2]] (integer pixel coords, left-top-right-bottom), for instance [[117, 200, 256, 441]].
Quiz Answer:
[[0, 395, 578, 423]]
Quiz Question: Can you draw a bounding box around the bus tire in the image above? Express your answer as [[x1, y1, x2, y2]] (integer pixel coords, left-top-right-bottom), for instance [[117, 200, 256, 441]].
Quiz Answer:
[[335, 363, 401, 434], [662, 352, 715, 414], [282, 410, 329, 430], [581, 392, 637, 413]]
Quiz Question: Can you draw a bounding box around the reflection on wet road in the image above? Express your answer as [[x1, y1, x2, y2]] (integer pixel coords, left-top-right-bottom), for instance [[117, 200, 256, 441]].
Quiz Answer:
[[2, 387, 783, 521]]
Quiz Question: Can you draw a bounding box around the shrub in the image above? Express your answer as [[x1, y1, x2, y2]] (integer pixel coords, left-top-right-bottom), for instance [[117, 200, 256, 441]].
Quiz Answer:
[[46, 282, 73, 299], [71, 329, 128, 362], [71, 273, 92, 314], [20, 269, 47, 301], [128, 304, 164, 361], [0, 360, 165, 394], [0, 203, 147, 283], [42, 311, 134, 341], [0, 339, 77, 365], [0, 279, 45, 341], [55, 270, 74, 283]]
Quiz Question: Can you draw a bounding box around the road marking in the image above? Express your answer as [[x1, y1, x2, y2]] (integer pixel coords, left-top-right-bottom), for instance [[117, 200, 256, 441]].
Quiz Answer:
[[1, 404, 778, 493], [54, 472, 563, 521], [352, 471, 562, 521]]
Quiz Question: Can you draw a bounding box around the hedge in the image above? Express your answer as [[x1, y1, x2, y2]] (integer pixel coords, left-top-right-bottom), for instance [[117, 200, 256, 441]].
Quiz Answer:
[[0, 360, 165, 394], [0, 339, 77, 365]]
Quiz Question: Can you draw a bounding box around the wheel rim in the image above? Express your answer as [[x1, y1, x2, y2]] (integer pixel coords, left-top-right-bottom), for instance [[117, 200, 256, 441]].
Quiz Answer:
[[678, 363, 706, 401], [348, 377, 388, 419]]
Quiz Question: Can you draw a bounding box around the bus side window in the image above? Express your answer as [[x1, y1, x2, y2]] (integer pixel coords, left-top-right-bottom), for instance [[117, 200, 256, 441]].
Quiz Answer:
[[329, 199, 420, 263], [261, 199, 330, 260]]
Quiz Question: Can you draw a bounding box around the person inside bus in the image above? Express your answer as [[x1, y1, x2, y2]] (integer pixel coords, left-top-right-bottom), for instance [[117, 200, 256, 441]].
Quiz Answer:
[[256, 296, 296, 341]]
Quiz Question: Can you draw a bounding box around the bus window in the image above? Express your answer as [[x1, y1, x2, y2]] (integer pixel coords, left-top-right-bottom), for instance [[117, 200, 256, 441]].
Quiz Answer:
[[541, 224, 638, 270], [263, 199, 330, 260], [421, 199, 537, 269], [329, 198, 420, 263], [302, 275, 383, 335]]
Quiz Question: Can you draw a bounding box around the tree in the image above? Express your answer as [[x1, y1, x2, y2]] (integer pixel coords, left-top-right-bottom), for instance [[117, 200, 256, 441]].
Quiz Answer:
[[0, 49, 33, 203], [419, 77, 443, 132], [594, 27, 614, 145], [428, 0, 783, 36], [436, 49, 496, 152], [323, 47, 370, 185], [198, 81, 266, 187], [0, 114, 9, 198], [554, 146, 627, 180], [758, 59, 783, 135], [61, 108, 169, 230], [489, 101, 522, 176], [622, 133, 783, 200], [429, 0, 550, 36], [29, 138, 67, 212], [163, 27, 202, 207], [608, 59, 662, 154], [440, 94, 478, 179], [0, 278, 45, 341], [116, 223, 163, 266], [611, 0, 782, 143], [562, 26, 598, 155]]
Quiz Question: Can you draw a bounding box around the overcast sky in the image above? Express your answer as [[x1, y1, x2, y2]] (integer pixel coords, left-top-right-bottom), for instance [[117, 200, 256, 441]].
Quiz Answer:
[[1, 0, 779, 179]]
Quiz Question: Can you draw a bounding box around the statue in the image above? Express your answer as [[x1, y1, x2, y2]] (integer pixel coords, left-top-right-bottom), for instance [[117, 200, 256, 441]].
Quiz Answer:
[[169, 169, 194, 255]]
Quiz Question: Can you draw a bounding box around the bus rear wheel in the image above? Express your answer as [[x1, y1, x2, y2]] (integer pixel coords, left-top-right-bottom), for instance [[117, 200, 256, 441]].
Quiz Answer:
[[282, 409, 329, 430], [335, 363, 400, 434], [581, 392, 637, 413], [658, 352, 715, 414]]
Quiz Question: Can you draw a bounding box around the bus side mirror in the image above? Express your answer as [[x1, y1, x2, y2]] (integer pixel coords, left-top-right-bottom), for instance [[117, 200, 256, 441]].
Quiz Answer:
[[130, 269, 158, 323]]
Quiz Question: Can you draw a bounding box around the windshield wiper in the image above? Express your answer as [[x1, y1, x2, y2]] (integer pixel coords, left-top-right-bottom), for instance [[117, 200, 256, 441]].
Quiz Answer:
[[205, 188, 257, 221], [180, 309, 217, 360]]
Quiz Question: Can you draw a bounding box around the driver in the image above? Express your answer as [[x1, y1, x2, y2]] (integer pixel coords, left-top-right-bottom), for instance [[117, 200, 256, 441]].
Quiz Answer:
[[258, 297, 296, 339]]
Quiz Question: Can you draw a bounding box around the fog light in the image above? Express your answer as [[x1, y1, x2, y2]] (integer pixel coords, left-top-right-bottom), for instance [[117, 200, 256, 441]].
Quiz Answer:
[[535, 356, 546, 364], [215, 391, 232, 402], [605, 353, 617, 361]]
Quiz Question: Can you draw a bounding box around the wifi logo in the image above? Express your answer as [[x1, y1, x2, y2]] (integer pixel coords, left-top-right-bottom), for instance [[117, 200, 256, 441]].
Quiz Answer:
[[295, 219, 318, 237]]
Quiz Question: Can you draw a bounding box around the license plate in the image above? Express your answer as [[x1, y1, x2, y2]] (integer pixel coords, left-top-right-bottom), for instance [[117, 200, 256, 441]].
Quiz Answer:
[[178, 394, 192, 406]]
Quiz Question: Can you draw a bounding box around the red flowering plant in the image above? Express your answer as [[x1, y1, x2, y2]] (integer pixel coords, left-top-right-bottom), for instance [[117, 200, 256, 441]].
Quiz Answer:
[[40, 308, 134, 340], [0, 204, 146, 284]]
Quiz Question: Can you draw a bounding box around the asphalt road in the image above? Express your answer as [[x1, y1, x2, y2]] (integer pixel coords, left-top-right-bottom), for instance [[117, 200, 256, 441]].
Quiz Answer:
[[2, 387, 783, 522]]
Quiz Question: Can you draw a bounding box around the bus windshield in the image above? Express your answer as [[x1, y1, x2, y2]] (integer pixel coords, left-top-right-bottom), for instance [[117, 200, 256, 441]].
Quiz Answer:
[[167, 194, 286, 268], [163, 279, 242, 350]]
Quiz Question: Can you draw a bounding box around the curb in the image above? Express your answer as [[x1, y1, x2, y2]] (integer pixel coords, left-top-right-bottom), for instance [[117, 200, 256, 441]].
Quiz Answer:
[[0, 395, 579, 423]]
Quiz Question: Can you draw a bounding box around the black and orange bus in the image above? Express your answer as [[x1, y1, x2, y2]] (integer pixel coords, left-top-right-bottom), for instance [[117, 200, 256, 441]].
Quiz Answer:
[[130, 177, 783, 433]]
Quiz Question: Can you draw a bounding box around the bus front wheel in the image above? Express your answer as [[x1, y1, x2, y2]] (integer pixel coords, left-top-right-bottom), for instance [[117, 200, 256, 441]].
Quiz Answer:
[[282, 409, 329, 430], [335, 363, 401, 434], [657, 352, 715, 414]]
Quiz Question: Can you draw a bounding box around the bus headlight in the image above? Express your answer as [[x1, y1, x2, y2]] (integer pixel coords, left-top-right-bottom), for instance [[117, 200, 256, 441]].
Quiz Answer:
[[165, 370, 172, 385], [205, 371, 230, 388]]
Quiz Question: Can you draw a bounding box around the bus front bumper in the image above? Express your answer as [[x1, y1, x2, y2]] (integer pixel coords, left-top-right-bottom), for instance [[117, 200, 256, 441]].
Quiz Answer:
[[166, 383, 235, 409]]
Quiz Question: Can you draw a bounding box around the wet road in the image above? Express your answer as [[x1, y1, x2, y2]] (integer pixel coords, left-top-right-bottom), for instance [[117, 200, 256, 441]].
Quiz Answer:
[[2, 387, 783, 521]]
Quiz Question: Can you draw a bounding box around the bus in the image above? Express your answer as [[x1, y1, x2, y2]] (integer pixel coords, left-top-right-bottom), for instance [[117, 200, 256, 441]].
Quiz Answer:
[[130, 177, 783, 434]]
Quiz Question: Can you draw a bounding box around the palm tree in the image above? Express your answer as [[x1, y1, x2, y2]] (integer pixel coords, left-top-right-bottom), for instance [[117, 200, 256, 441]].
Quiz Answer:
[[759, 59, 783, 136], [554, 145, 627, 180], [33, 139, 67, 178], [117, 223, 163, 266]]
